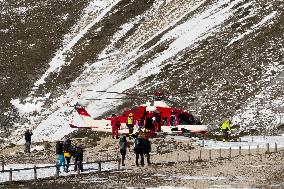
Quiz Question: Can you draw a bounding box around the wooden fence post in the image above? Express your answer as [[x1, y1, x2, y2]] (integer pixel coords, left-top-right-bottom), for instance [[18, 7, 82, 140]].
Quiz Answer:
[[249, 145, 251, 156], [219, 148, 222, 159], [229, 147, 231, 159], [209, 149, 212, 160], [257, 144, 259, 155], [266, 143, 270, 153], [275, 143, 277, 152], [98, 161, 102, 172], [55, 163, 59, 179], [77, 161, 81, 175], [201, 140, 204, 147], [117, 159, 121, 170], [106, 153, 109, 161], [188, 151, 191, 162], [166, 150, 169, 163], [9, 168, 12, 182], [177, 150, 179, 162], [1, 160, 4, 171], [34, 165, 37, 181], [199, 150, 202, 160], [239, 146, 241, 156]]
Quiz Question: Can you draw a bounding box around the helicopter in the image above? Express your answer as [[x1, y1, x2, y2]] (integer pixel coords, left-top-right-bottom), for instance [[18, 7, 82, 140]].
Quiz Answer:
[[68, 89, 210, 138]]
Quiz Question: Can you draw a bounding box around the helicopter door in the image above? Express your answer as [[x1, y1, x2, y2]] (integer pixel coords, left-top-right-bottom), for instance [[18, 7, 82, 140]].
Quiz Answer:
[[155, 113, 161, 132], [145, 117, 154, 131], [178, 113, 193, 125]]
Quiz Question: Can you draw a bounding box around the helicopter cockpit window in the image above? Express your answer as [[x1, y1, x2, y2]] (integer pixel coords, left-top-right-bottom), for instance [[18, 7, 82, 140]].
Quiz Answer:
[[170, 115, 176, 126], [178, 114, 193, 125], [162, 117, 167, 125]]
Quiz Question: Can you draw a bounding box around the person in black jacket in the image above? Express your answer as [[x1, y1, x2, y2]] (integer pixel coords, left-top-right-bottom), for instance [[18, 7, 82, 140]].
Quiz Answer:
[[73, 144, 84, 172], [143, 134, 152, 165], [56, 141, 65, 172], [119, 135, 129, 166], [133, 132, 144, 167], [63, 139, 73, 172], [24, 129, 33, 153]]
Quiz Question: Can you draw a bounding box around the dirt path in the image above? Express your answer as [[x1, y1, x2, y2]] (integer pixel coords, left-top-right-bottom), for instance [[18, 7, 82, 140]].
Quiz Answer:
[[0, 136, 284, 188]]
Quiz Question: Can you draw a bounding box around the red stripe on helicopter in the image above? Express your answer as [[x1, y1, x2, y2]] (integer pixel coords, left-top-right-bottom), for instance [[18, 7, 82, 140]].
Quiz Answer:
[[77, 107, 91, 117]]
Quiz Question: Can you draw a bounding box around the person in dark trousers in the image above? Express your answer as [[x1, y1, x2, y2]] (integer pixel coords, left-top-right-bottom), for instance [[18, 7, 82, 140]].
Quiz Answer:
[[111, 114, 120, 139], [143, 134, 151, 165], [63, 138, 73, 172], [133, 132, 144, 167], [24, 129, 33, 153], [127, 113, 134, 139], [56, 141, 65, 172], [73, 144, 84, 172], [220, 120, 232, 142], [119, 135, 129, 166]]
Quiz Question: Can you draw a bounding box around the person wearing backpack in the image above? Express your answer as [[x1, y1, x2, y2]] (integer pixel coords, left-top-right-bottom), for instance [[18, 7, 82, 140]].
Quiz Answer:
[[133, 132, 144, 167], [73, 144, 84, 172], [143, 134, 152, 165], [55, 141, 65, 172], [63, 138, 73, 172], [118, 135, 129, 166]]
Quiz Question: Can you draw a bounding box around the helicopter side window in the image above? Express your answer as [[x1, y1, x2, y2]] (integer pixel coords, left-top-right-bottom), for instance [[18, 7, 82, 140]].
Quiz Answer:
[[162, 117, 167, 126], [145, 117, 154, 131], [170, 115, 176, 126], [178, 114, 193, 125]]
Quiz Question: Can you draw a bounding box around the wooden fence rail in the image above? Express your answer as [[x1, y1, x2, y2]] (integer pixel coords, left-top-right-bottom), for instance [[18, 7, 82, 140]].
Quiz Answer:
[[1, 142, 283, 184], [0, 158, 121, 183]]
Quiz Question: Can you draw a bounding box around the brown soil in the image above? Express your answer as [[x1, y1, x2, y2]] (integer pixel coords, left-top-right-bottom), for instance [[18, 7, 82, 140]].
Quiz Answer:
[[0, 136, 283, 188]]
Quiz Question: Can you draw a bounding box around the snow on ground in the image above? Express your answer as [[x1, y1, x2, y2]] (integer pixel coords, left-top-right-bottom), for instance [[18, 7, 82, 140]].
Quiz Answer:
[[166, 135, 284, 149], [9, 0, 282, 144], [23, 0, 243, 142], [228, 11, 278, 46], [33, 0, 122, 88], [0, 162, 116, 183]]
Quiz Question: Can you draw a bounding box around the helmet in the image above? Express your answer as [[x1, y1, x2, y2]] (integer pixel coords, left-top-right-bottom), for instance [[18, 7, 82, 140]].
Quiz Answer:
[[129, 113, 133, 117]]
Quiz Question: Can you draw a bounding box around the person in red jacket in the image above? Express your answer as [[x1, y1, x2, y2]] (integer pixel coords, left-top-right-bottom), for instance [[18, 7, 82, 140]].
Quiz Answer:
[[111, 114, 120, 139]]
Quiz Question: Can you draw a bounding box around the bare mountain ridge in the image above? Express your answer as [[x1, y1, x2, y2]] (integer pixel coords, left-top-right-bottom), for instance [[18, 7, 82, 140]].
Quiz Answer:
[[0, 0, 283, 142]]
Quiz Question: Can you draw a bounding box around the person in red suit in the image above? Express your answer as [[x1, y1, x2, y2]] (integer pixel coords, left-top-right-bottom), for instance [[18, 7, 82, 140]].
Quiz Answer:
[[111, 114, 120, 139]]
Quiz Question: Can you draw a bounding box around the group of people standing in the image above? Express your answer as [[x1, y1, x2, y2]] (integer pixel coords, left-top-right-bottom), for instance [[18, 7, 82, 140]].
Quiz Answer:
[[119, 131, 152, 167], [111, 112, 135, 139], [56, 139, 84, 172]]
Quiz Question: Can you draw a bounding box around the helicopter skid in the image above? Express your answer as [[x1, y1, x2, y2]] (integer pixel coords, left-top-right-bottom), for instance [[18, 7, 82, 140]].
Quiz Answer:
[[161, 125, 208, 135]]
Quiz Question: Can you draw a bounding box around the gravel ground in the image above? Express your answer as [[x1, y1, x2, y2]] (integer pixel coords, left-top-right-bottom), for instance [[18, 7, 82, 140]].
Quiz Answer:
[[0, 136, 284, 189]]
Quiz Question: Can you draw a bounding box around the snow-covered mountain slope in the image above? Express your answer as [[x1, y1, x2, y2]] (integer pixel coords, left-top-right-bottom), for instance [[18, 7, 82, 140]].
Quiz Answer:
[[0, 0, 283, 143]]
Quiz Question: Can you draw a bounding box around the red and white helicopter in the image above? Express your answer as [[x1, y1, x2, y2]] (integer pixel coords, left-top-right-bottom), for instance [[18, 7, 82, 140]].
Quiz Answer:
[[69, 90, 208, 137]]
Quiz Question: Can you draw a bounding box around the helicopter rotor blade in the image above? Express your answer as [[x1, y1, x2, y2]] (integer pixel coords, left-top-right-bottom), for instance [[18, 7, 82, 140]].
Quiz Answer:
[[86, 90, 150, 97], [85, 97, 139, 100]]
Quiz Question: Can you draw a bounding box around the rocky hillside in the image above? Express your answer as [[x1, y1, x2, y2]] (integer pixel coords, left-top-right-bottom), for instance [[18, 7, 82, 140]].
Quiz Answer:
[[0, 0, 283, 142]]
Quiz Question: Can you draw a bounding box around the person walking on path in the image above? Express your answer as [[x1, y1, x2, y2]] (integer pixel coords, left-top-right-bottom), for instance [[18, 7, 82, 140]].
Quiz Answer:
[[56, 141, 65, 172], [111, 114, 121, 139], [73, 144, 84, 172], [143, 134, 152, 165], [63, 138, 73, 172], [119, 135, 129, 166], [133, 132, 144, 167], [24, 129, 33, 153]]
